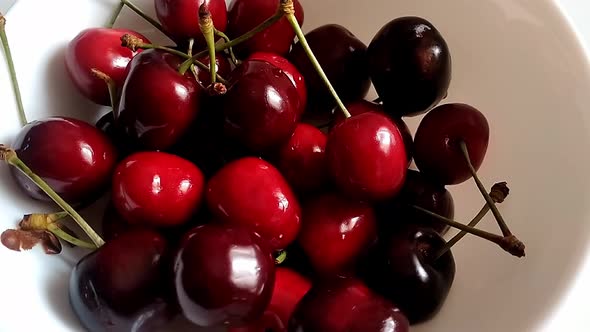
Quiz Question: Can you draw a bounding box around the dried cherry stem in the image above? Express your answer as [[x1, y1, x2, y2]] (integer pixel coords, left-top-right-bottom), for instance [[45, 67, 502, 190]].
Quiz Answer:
[[120, 0, 172, 40], [199, 4, 217, 85], [0, 145, 105, 247], [215, 29, 239, 66], [459, 140, 512, 237], [106, 1, 125, 28], [91, 69, 119, 118], [275, 250, 287, 265], [0, 14, 27, 126], [20, 212, 96, 249], [411, 204, 525, 258], [434, 182, 510, 260], [281, 0, 351, 118]]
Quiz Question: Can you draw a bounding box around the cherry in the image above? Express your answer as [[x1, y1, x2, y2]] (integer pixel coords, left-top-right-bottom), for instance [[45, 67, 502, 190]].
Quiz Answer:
[[414, 103, 489, 185], [65, 28, 149, 106], [361, 225, 455, 324], [227, 0, 304, 57], [326, 112, 407, 201], [274, 123, 327, 194], [155, 0, 228, 46], [69, 229, 174, 332], [118, 49, 203, 150], [298, 192, 377, 277], [288, 278, 409, 332], [95, 111, 140, 160], [222, 60, 302, 153], [367, 16, 451, 117], [289, 24, 370, 116], [101, 201, 137, 241], [174, 224, 275, 327], [10, 117, 117, 205], [194, 53, 233, 87], [206, 157, 301, 250], [112, 151, 205, 228]]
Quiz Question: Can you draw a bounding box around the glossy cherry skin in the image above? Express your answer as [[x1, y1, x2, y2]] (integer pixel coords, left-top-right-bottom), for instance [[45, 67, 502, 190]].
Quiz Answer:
[[362, 226, 455, 324], [155, 0, 228, 46], [326, 112, 407, 201], [414, 103, 489, 185], [247, 52, 307, 114], [275, 123, 327, 193], [289, 24, 370, 115], [112, 151, 205, 228], [174, 224, 275, 327], [10, 117, 117, 205], [288, 278, 409, 332], [195, 53, 233, 87], [206, 157, 301, 250], [95, 112, 141, 160], [69, 229, 174, 332], [368, 16, 451, 117], [298, 192, 377, 277], [65, 28, 149, 105], [118, 49, 202, 150], [228, 0, 304, 57], [223, 60, 302, 153]]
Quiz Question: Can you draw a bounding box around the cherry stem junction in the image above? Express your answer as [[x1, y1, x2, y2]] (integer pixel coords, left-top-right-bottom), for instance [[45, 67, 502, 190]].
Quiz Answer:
[[107, 1, 125, 28], [0, 14, 27, 127], [0, 145, 105, 247], [19, 212, 96, 249], [459, 140, 512, 237], [120, 0, 173, 40], [199, 4, 217, 85]]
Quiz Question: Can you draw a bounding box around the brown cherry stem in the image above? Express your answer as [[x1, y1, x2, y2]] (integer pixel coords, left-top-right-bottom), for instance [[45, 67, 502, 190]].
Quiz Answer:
[[120, 0, 173, 40], [281, 0, 351, 118], [411, 204, 525, 258], [0, 14, 27, 126], [106, 0, 125, 28], [459, 140, 512, 237], [434, 182, 510, 260], [199, 4, 217, 85], [215, 29, 240, 66], [0, 145, 105, 247], [91, 69, 119, 118]]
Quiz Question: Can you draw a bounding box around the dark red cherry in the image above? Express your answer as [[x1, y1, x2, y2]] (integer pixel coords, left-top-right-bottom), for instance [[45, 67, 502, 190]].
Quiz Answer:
[[174, 224, 275, 327], [206, 157, 301, 250], [65, 28, 149, 105], [288, 278, 409, 332], [326, 112, 407, 201], [247, 52, 307, 114], [362, 226, 455, 324], [155, 0, 228, 46], [414, 103, 489, 185], [275, 123, 327, 194], [69, 229, 174, 332], [222, 60, 302, 153], [10, 117, 117, 205], [289, 24, 370, 116], [118, 49, 203, 150], [368, 16, 451, 117], [228, 0, 304, 56], [112, 151, 205, 228], [194, 53, 233, 87], [298, 192, 377, 277], [101, 201, 138, 241], [95, 111, 140, 160]]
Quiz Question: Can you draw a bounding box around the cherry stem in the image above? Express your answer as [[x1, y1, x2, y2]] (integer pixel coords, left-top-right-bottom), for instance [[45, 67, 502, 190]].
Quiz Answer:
[[47, 224, 96, 250], [91, 69, 119, 118], [106, 1, 125, 28], [434, 182, 510, 260], [275, 250, 287, 265], [281, 0, 351, 118], [199, 4, 217, 85], [120, 0, 173, 40], [187, 38, 194, 57], [411, 204, 525, 257], [459, 140, 512, 237], [215, 29, 239, 66], [0, 14, 27, 127], [0, 145, 105, 247]]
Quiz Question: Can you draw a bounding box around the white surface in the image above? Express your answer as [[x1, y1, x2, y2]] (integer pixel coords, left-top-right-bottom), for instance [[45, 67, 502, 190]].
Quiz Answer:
[[0, 0, 17, 13], [0, 0, 590, 331]]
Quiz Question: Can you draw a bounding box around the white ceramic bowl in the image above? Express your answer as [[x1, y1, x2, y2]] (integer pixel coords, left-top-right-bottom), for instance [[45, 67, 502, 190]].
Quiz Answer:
[[1, 0, 590, 331]]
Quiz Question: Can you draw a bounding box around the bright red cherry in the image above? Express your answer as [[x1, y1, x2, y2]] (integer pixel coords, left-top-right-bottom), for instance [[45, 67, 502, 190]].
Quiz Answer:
[[112, 151, 205, 228], [227, 0, 304, 56], [326, 112, 407, 201], [10, 117, 117, 205], [206, 157, 301, 250], [65, 28, 149, 105]]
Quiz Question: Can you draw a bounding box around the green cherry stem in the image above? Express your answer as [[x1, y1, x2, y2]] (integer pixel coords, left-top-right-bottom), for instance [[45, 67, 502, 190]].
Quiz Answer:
[[19, 212, 96, 249], [459, 140, 512, 237], [0, 14, 27, 127], [215, 29, 240, 65], [199, 4, 217, 85], [91, 69, 119, 118], [275, 250, 287, 265], [120, 0, 173, 40], [47, 224, 97, 249], [106, 0, 125, 28], [280, 0, 351, 118], [0, 145, 105, 247]]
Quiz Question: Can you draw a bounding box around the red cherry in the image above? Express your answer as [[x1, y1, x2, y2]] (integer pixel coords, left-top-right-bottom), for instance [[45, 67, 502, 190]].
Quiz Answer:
[[65, 28, 149, 105], [118, 49, 203, 150], [206, 157, 301, 250], [326, 112, 407, 201], [112, 151, 205, 228], [298, 192, 377, 277], [275, 123, 327, 193], [155, 0, 228, 46], [10, 117, 117, 205], [194, 53, 233, 87], [227, 0, 304, 56]]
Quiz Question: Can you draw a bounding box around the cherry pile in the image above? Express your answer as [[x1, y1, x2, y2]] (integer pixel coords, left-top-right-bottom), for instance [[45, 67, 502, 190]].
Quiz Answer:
[[0, 1, 526, 331]]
